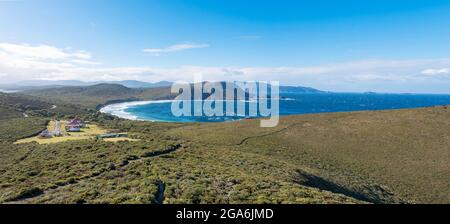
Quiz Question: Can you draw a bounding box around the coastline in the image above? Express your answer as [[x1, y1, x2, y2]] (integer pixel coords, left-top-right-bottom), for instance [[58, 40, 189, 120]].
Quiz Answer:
[[99, 93, 450, 122], [99, 100, 174, 121], [99, 99, 273, 121], [0, 89, 21, 93]]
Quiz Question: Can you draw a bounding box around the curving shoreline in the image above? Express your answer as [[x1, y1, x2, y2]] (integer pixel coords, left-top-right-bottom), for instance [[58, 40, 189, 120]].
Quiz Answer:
[[99, 100, 174, 121], [100, 93, 450, 123]]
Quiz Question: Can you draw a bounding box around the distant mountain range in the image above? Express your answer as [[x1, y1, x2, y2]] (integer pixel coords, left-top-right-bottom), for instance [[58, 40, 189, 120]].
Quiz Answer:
[[0, 80, 173, 90], [279, 86, 326, 93], [1, 81, 323, 109], [0, 80, 324, 93]]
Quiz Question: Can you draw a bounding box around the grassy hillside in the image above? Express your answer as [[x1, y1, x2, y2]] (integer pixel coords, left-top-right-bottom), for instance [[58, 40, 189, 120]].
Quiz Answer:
[[167, 106, 450, 203], [0, 90, 448, 204], [0, 93, 357, 204], [0, 121, 358, 204]]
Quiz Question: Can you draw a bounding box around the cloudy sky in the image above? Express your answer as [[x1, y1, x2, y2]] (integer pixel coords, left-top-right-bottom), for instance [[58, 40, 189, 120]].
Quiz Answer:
[[1, 0, 450, 93]]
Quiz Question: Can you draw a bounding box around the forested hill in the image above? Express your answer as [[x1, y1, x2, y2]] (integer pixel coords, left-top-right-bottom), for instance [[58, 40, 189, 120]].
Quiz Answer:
[[20, 82, 325, 109], [0, 92, 97, 120], [280, 86, 325, 93], [22, 84, 175, 108]]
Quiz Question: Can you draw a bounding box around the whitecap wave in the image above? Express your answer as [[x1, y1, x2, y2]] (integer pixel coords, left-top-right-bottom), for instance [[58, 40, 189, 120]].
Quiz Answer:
[[0, 89, 21, 93], [100, 100, 174, 120]]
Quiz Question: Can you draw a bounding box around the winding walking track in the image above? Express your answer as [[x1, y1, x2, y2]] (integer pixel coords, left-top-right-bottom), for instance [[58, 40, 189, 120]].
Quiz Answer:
[[237, 123, 304, 146], [5, 144, 182, 204]]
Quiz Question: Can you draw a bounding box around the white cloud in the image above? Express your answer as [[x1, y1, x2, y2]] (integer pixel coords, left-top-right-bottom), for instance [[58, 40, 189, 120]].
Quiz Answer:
[[1, 43, 450, 93], [143, 43, 209, 56], [421, 68, 450, 75], [0, 43, 100, 82], [69, 59, 101, 65], [72, 50, 92, 60], [0, 43, 92, 61]]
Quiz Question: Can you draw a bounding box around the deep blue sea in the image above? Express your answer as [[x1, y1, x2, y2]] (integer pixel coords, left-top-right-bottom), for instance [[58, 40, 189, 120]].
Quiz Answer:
[[100, 92, 450, 122]]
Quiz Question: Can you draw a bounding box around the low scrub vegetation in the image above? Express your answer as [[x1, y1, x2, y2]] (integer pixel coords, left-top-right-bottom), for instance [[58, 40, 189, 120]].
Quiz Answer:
[[1, 91, 449, 204]]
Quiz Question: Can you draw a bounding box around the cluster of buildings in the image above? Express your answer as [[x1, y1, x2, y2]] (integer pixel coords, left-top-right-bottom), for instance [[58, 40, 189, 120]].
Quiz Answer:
[[66, 117, 86, 132], [35, 118, 130, 141], [37, 118, 86, 139]]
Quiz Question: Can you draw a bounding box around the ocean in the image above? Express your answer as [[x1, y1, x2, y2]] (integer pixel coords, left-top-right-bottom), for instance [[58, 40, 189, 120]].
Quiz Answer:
[[100, 92, 450, 122]]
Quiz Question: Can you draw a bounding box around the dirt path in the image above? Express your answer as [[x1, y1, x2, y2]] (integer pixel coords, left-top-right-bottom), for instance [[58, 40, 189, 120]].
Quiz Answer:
[[237, 123, 304, 146], [4, 144, 182, 204], [51, 120, 62, 136]]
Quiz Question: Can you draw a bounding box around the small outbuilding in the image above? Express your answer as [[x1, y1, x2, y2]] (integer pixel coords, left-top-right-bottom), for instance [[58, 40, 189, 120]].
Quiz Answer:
[[96, 133, 128, 140], [38, 130, 53, 138], [68, 127, 81, 132]]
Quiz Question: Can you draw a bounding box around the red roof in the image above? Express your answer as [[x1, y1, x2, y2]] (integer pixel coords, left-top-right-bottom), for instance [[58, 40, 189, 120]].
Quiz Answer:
[[67, 118, 83, 126]]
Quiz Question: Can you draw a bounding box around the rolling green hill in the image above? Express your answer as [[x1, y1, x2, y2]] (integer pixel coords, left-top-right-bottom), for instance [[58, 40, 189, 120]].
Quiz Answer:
[[22, 84, 175, 108], [0, 89, 449, 204], [0, 92, 96, 119], [166, 106, 450, 203], [0, 95, 359, 203], [19, 82, 324, 109], [0, 92, 53, 113]]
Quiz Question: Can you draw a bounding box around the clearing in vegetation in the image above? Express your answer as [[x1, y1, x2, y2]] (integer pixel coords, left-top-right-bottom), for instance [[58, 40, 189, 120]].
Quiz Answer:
[[103, 137, 140, 142], [14, 121, 109, 144]]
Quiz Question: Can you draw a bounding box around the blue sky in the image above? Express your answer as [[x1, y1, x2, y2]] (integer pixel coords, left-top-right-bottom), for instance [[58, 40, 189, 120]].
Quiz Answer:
[[1, 0, 450, 93]]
